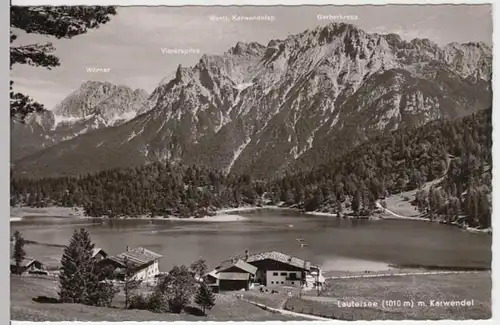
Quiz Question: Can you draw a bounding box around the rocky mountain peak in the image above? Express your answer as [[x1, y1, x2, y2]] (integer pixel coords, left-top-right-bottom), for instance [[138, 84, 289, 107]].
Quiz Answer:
[[174, 64, 184, 82], [229, 41, 266, 56], [52, 80, 150, 125], [12, 23, 493, 179]]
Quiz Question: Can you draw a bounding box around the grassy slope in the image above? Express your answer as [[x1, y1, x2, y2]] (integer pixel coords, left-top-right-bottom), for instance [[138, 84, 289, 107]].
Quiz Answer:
[[382, 177, 443, 218], [10, 275, 306, 321], [285, 272, 491, 320]]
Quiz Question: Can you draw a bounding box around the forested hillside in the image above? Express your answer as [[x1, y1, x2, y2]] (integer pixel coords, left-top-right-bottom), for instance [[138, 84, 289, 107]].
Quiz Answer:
[[10, 108, 491, 228], [10, 164, 262, 218], [271, 107, 492, 229]]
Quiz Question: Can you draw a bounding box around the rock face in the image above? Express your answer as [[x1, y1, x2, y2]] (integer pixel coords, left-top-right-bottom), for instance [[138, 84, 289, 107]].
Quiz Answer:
[[52, 81, 150, 123], [12, 23, 492, 178], [11, 81, 151, 161]]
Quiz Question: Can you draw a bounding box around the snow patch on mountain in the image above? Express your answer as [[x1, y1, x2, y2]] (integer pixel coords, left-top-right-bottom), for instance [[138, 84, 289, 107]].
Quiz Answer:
[[225, 138, 251, 174], [234, 82, 254, 91], [51, 114, 87, 129]]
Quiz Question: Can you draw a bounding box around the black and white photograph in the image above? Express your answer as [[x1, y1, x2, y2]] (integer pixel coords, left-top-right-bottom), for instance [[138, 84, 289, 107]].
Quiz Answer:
[[9, 2, 493, 322]]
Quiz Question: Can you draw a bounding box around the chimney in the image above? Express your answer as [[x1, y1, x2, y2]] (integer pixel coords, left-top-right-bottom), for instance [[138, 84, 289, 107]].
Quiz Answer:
[[244, 250, 249, 261], [126, 245, 130, 252]]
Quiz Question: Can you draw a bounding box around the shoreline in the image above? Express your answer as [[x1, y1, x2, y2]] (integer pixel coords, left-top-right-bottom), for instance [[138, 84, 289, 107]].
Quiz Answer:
[[10, 205, 492, 234], [129, 213, 249, 222], [10, 206, 86, 222], [374, 201, 492, 234]]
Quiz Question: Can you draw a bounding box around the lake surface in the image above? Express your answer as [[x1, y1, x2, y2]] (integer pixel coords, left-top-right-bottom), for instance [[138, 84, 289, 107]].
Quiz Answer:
[[10, 209, 492, 273]]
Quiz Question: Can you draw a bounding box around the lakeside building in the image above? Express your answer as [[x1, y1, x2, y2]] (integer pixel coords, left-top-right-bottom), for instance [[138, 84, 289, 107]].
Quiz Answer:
[[207, 250, 324, 292], [206, 258, 258, 292], [10, 257, 46, 275], [92, 248, 108, 261], [98, 246, 162, 282]]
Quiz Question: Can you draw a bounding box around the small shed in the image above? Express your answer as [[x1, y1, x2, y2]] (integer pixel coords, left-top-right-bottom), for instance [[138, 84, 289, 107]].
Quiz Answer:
[[218, 272, 251, 291], [214, 258, 257, 291], [204, 269, 220, 293], [92, 248, 108, 261], [10, 258, 45, 275]]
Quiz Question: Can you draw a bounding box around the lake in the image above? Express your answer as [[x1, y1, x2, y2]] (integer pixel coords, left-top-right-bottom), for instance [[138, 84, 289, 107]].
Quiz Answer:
[[10, 209, 492, 273]]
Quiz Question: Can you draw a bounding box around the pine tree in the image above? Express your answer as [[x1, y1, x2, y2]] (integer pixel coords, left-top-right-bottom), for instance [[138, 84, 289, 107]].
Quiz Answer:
[[13, 230, 26, 275], [58, 228, 95, 304], [195, 282, 216, 315], [351, 190, 361, 216]]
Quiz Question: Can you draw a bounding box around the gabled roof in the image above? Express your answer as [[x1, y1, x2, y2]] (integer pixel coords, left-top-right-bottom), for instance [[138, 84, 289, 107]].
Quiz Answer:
[[216, 259, 257, 275], [206, 269, 219, 279], [10, 258, 41, 268], [108, 247, 162, 268], [92, 248, 107, 258], [217, 272, 250, 281], [245, 251, 311, 270]]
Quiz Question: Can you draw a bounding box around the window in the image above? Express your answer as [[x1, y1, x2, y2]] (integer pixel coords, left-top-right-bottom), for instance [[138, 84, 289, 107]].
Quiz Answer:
[[281, 281, 284, 284], [291, 281, 295, 285], [273, 272, 278, 276], [271, 281, 274, 284], [280, 272, 287, 276]]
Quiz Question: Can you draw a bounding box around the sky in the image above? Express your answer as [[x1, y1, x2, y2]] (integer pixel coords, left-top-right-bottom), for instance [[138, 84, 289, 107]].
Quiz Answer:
[[10, 4, 492, 109]]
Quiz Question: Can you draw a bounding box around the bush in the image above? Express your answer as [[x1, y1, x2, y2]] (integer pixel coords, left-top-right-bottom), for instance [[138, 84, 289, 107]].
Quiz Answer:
[[128, 293, 149, 310], [147, 290, 169, 313], [128, 291, 169, 313], [158, 265, 197, 313], [32, 295, 60, 304]]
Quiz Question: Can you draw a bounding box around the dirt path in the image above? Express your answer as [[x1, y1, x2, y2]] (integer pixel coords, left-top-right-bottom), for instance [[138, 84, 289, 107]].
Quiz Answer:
[[240, 298, 331, 321]]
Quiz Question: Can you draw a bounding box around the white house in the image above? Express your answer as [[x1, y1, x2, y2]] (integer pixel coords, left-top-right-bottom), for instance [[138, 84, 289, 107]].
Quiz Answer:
[[218, 251, 322, 289], [99, 246, 162, 283], [244, 251, 310, 288]]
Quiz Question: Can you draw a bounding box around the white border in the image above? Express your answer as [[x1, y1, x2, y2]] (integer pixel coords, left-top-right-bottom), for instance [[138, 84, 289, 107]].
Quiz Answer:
[[9, 0, 498, 6], [6, 1, 497, 325]]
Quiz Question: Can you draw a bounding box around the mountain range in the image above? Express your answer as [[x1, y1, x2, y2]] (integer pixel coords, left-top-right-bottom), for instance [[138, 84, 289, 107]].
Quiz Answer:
[[11, 81, 151, 162], [11, 23, 492, 179]]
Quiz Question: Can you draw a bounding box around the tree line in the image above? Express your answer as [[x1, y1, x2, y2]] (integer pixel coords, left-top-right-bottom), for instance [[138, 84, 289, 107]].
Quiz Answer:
[[11, 164, 262, 218], [10, 108, 492, 228]]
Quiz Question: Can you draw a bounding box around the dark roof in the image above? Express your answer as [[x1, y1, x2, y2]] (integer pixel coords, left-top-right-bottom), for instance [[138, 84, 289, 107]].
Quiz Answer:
[[216, 259, 257, 275], [108, 247, 162, 268], [217, 272, 250, 281], [245, 251, 311, 270]]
